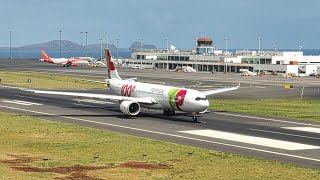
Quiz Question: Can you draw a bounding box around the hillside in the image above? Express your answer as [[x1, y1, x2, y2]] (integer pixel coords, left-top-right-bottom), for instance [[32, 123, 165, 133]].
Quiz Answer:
[[129, 41, 157, 50], [21, 40, 81, 50]]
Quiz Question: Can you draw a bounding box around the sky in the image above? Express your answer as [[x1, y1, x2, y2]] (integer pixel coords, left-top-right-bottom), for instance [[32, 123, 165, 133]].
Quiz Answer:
[[1, 0, 320, 49]]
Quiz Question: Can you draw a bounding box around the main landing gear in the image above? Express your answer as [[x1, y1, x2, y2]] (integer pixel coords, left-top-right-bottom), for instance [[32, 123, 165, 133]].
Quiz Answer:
[[163, 109, 175, 116], [192, 112, 198, 122], [163, 110, 198, 122]]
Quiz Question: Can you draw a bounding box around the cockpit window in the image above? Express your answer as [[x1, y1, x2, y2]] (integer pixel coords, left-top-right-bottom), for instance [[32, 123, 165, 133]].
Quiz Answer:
[[195, 97, 207, 101]]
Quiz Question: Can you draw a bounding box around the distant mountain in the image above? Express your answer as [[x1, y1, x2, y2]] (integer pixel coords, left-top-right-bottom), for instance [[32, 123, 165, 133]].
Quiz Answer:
[[21, 40, 81, 50], [0, 40, 156, 51], [16, 40, 117, 51], [129, 41, 157, 50]]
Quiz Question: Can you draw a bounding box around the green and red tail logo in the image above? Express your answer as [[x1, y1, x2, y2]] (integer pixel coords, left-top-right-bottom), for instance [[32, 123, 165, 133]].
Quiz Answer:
[[168, 88, 187, 111]]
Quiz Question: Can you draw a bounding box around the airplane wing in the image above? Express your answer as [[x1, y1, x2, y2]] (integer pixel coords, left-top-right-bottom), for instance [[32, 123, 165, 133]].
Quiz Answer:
[[74, 78, 109, 84], [74, 78, 136, 84], [201, 83, 240, 96], [21, 88, 156, 104]]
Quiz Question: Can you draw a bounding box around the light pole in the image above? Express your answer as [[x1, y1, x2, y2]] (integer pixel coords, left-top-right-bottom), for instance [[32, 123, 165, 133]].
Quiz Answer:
[[80, 32, 83, 56], [139, 37, 143, 67], [258, 37, 262, 75], [99, 38, 103, 61], [195, 38, 198, 71], [115, 37, 119, 61], [9, 30, 12, 59], [225, 37, 229, 73], [59, 30, 62, 57], [166, 37, 169, 70], [105, 33, 109, 49], [85, 32, 88, 58]]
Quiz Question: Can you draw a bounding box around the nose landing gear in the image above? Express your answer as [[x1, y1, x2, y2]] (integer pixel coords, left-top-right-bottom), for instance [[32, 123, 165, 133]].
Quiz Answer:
[[192, 112, 198, 122]]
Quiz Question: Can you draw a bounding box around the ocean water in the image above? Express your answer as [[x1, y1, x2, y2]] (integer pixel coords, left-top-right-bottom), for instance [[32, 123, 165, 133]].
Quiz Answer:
[[0, 49, 319, 59], [0, 49, 132, 59]]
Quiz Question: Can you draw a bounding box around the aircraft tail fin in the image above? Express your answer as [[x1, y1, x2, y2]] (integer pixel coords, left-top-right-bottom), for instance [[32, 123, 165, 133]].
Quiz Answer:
[[41, 50, 54, 63], [105, 48, 121, 80]]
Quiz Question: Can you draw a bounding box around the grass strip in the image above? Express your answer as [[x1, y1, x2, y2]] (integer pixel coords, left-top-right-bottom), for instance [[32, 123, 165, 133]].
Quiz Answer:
[[0, 71, 104, 89], [0, 112, 319, 179], [211, 99, 320, 122]]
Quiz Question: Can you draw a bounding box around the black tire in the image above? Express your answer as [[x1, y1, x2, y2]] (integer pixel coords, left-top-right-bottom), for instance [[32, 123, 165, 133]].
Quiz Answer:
[[170, 110, 175, 116], [163, 109, 169, 116]]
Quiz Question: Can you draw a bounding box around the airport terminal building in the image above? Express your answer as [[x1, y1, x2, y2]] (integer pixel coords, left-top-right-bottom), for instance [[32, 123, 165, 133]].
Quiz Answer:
[[128, 37, 320, 75]]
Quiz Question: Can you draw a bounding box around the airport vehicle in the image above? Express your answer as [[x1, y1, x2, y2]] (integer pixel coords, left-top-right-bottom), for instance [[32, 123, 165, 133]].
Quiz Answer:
[[26, 49, 239, 122], [40, 50, 90, 67], [239, 69, 257, 76]]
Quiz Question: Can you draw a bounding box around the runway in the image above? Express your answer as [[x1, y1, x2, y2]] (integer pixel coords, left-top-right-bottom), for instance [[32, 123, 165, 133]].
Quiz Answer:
[[0, 59, 320, 168]]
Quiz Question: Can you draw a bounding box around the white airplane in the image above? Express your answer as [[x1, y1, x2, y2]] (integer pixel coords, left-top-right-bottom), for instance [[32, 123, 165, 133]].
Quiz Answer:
[[25, 48, 239, 122], [239, 69, 257, 76], [40, 50, 90, 67], [174, 66, 197, 72]]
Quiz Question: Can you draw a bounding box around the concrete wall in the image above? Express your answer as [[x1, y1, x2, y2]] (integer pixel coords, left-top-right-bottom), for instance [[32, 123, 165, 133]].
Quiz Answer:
[[304, 65, 319, 75]]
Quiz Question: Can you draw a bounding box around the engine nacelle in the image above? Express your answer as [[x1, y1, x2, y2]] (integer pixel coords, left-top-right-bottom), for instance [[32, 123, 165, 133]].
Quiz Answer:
[[120, 101, 140, 116]]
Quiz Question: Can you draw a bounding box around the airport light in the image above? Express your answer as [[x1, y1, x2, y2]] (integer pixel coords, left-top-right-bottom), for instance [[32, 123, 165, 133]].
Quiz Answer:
[[99, 38, 103, 61], [225, 37, 229, 73], [115, 37, 119, 61], [85, 32, 88, 58], [59, 30, 62, 57], [139, 37, 143, 67], [258, 37, 262, 75], [9, 30, 12, 59], [166, 37, 169, 70], [80, 32, 83, 56]]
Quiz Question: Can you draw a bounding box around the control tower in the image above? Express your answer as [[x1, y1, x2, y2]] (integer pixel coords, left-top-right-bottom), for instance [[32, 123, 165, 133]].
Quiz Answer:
[[196, 37, 214, 55]]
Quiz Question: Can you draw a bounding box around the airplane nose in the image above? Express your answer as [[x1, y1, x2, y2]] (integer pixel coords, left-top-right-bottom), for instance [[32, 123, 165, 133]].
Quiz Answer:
[[197, 100, 209, 111], [203, 100, 209, 109]]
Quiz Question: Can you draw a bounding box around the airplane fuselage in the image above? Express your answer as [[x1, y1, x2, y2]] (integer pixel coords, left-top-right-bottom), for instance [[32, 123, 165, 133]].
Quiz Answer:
[[109, 79, 209, 113]]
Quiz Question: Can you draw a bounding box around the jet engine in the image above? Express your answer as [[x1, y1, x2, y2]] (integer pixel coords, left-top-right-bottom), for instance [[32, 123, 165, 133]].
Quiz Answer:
[[120, 101, 140, 116]]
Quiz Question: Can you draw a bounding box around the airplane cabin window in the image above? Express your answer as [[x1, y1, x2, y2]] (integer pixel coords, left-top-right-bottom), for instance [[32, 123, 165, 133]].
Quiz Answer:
[[195, 97, 207, 101]]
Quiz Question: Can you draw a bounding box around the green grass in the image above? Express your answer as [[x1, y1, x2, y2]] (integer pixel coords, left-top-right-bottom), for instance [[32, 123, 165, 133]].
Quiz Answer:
[[211, 99, 320, 122], [0, 112, 319, 179], [0, 71, 105, 89]]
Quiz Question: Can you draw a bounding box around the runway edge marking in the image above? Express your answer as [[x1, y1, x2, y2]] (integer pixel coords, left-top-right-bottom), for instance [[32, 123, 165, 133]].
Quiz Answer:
[[0, 104, 320, 163], [2, 100, 43, 106]]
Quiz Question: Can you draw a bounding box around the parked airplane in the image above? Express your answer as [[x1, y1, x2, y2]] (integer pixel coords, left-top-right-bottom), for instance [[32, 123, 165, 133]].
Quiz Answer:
[[239, 69, 257, 76], [25, 48, 239, 122], [40, 50, 91, 67], [173, 66, 197, 72]]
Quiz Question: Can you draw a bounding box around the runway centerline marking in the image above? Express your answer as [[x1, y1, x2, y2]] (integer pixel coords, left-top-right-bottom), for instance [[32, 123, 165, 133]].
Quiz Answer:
[[283, 127, 320, 134], [73, 99, 115, 105], [14, 95, 49, 101], [179, 129, 319, 150], [250, 128, 320, 140], [214, 112, 320, 127], [0, 104, 320, 163]]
